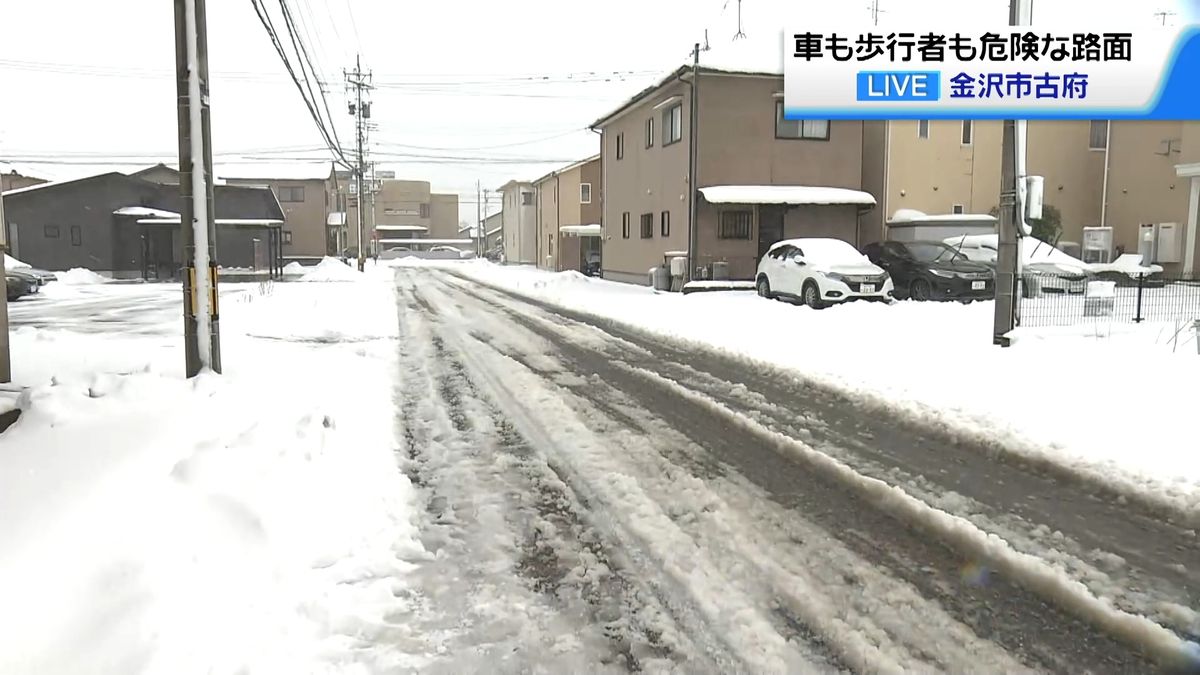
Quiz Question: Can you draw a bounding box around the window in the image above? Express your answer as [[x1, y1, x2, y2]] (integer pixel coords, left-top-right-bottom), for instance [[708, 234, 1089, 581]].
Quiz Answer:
[[282, 230, 293, 245], [663, 104, 683, 145], [521, 191, 534, 206], [1089, 120, 1109, 150], [420, 203, 431, 218], [70, 225, 82, 246], [621, 212, 631, 239], [660, 210, 670, 237], [918, 120, 930, 139], [616, 132, 625, 160], [719, 210, 752, 239], [44, 224, 60, 238], [580, 183, 592, 204], [952, 203, 965, 214], [645, 117, 655, 148], [961, 120, 973, 145], [640, 213, 653, 239], [277, 186, 305, 202], [774, 102, 829, 140]]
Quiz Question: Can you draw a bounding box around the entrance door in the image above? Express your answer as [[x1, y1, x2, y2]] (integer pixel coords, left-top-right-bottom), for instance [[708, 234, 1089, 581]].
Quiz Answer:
[[758, 205, 786, 262]]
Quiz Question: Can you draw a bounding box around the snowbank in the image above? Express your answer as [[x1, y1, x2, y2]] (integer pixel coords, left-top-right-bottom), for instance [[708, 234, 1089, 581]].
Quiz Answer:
[[5, 253, 31, 269], [296, 256, 362, 282], [0, 277, 426, 673], [413, 259, 1200, 513], [281, 261, 306, 276], [55, 267, 109, 285]]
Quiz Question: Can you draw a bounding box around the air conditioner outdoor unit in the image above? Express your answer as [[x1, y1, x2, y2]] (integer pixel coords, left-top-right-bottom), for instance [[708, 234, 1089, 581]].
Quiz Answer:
[[1081, 226, 1113, 264]]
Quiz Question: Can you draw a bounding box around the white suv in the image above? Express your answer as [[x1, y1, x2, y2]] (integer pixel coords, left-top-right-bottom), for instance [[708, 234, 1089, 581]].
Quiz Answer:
[[755, 238, 894, 309]]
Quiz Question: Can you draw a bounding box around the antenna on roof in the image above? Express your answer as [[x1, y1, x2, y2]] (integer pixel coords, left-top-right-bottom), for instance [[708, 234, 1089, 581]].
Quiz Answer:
[[733, 0, 747, 40]]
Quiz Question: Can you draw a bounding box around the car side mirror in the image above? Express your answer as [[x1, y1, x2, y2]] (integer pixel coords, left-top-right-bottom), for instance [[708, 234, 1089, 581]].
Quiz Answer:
[[792, 257, 806, 266]]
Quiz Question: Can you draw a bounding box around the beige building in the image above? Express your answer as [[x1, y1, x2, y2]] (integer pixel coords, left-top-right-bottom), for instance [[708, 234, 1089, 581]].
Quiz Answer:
[[330, 174, 465, 254], [533, 155, 601, 273], [497, 180, 537, 264], [866, 120, 1200, 277], [222, 170, 332, 259], [592, 64, 874, 283], [429, 193, 461, 240]]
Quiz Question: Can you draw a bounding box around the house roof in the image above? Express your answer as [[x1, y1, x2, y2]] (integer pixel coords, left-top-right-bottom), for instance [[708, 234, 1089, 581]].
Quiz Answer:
[[1, 171, 134, 197], [532, 154, 602, 185], [699, 185, 877, 207], [590, 34, 783, 130]]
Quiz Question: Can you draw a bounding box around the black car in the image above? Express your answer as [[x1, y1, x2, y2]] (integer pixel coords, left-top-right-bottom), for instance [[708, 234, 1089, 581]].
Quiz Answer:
[[6, 273, 34, 301], [862, 240, 995, 302]]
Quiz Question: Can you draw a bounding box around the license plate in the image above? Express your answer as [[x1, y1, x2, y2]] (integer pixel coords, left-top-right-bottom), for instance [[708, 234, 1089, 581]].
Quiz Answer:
[[971, 281, 986, 290], [860, 283, 875, 293]]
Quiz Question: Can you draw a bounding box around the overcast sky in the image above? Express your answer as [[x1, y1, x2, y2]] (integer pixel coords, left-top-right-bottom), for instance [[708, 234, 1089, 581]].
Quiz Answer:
[[0, 0, 1191, 221]]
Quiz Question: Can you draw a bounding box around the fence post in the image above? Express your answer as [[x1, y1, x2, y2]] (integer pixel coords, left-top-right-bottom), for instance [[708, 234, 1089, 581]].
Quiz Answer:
[[1133, 273, 1145, 323]]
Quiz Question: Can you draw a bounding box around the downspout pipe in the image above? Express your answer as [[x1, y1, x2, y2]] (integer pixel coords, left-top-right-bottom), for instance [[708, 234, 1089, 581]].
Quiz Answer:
[[589, 127, 605, 274]]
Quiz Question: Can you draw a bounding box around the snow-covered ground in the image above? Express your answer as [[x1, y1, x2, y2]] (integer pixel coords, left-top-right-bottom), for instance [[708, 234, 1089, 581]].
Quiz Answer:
[[0, 261, 430, 673], [393, 258, 1200, 515]]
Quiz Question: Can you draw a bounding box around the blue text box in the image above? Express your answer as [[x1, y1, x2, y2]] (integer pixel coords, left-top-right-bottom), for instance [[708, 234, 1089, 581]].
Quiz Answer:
[[856, 71, 941, 101]]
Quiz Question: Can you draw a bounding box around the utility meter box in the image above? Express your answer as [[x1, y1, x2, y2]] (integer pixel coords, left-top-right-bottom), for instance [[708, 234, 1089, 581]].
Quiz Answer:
[[1156, 222, 1182, 264]]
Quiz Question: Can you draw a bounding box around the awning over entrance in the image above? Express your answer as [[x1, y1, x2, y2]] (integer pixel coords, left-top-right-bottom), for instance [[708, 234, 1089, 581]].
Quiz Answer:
[[699, 185, 876, 207], [559, 224, 601, 236]]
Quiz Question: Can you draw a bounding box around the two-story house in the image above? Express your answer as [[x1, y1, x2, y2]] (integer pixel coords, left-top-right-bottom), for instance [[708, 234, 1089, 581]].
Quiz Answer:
[[220, 165, 333, 261], [497, 180, 537, 264], [533, 155, 601, 273], [591, 53, 875, 283]]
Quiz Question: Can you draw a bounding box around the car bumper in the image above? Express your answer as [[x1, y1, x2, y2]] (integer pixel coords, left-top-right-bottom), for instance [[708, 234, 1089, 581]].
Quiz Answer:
[[930, 277, 994, 299], [821, 278, 895, 303]]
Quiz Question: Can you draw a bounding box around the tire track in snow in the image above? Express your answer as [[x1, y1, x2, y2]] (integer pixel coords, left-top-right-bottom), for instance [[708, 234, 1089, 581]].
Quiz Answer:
[[423, 269, 1182, 673]]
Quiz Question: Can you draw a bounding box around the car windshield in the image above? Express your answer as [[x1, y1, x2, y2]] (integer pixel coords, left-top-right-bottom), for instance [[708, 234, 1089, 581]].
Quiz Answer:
[[907, 242, 964, 263]]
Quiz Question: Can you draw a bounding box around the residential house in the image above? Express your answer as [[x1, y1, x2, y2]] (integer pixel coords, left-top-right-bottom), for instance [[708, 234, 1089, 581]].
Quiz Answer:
[[220, 164, 334, 260], [129, 163, 183, 186], [497, 180, 537, 264], [482, 211, 503, 254], [533, 155, 601, 273], [331, 175, 468, 254], [590, 54, 874, 283], [866, 119, 1200, 277], [1, 169, 47, 193], [2, 171, 284, 279]]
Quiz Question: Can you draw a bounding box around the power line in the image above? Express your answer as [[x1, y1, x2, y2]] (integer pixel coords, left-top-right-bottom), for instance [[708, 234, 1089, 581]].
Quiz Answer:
[[277, 0, 344, 152]]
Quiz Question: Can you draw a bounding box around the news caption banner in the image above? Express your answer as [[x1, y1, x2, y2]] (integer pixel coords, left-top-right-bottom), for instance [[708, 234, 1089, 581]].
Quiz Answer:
[[783, 25, 1200, 119]]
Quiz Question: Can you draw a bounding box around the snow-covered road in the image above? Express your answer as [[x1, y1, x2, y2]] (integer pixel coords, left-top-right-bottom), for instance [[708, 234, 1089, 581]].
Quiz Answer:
[[390, 267, 1191, 672]]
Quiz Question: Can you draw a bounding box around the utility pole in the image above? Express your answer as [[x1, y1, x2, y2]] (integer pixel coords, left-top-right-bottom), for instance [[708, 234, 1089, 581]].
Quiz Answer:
[[0, 180, 10, 383], [992, 0, 1025, 347], [346, 55, 372, 271], [476, 180, 482, 257], [686, 42, 701, 282], [174, 0, 221, 376]]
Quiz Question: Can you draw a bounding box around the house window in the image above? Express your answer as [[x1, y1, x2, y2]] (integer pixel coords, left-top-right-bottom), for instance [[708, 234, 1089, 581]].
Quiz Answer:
[[918, 120, 930, 139], [616, 132, 625, 160], [719, 210, 752, 239], [44, 224, 60, 238], [70, 225, 82, 246], [640, 213, 653, 239], [277, 186, 305, 202], [961, 120, 973, 145], [660, 210, 670, 237], [521, 191, 534, 206], [663, 103, 683, 145], [282, 230, 293, 245], [1089, 120, 1108, 150], [420, 203, 431, 218], [645, 117, 655, 148], [621, 212, 630, 239], [952, 203, 965, 214], [580, 183, 592, 204], [775, 102, 829, 140]]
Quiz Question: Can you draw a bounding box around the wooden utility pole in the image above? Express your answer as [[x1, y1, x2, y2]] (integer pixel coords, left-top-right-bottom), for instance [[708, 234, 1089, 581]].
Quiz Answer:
[[346, 55, 372, 271], [174, 0, 221, 375]]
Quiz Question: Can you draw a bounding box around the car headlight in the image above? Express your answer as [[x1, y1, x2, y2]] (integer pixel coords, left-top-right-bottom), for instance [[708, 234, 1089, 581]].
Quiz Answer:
[[930, 269, 955, 278], [825, 272, 847, 283]]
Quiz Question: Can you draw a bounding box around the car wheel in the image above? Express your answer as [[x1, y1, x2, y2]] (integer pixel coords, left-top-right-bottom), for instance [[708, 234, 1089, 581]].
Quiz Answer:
[[910, 279, 932, 301], [802, 281, 825, 309], [756, 276, 773, 299]]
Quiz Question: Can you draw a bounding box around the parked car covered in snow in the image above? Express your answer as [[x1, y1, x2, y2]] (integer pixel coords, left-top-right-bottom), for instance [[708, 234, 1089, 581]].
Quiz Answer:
[[862, 240, 994, 302], [756, 238, 894, 309], [5, 272, 34, 301], [943, 234, 1093, 295]]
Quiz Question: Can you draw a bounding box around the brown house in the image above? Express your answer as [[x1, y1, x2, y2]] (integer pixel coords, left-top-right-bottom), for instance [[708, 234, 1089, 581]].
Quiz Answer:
[[533, 155, 601, 273], [591, 61, 874, 283]]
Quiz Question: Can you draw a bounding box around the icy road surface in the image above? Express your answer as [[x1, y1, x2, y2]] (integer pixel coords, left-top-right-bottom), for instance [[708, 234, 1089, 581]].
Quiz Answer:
[[389, 268, 1194, 673]]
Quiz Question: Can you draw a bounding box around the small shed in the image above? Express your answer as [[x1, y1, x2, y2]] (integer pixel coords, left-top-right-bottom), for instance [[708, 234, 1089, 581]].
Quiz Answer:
[[886, 209, 997, 242]]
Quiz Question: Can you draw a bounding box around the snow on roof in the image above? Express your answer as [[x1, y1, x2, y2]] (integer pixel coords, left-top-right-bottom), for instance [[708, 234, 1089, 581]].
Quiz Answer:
[[890, 208, 997, 224], [113, 206, 180, 218], [701, 31, 785, 76], [699, 185, 876, 206], [559, 224, 601, 236], [326, 211, 346, 226], [378, 238, 474, 245], [375, 225, 428, 232], [137, 217, 284, 226], [4, 253, 30, 269]]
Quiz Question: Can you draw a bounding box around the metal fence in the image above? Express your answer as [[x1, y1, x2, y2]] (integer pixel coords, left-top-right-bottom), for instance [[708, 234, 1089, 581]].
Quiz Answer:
[[1018, 273, 1200, 328]]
